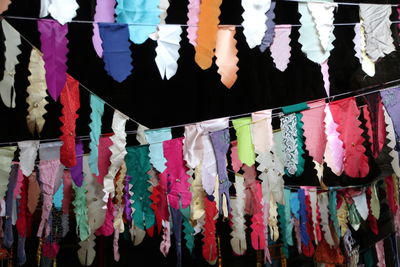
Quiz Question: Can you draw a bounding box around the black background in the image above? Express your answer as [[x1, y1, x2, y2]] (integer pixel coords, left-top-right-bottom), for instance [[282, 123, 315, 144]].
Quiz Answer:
[[1, 0, 400, 266]]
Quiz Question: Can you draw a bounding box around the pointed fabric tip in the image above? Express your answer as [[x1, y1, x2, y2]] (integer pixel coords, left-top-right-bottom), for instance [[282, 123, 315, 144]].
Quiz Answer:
[[215, 26, 239, 89], [48, 0, 79, 25], [59, 75, 80, 168], [307, 2, 337, 51], [26, 49, 49, 135], [186, 0, 201, 46], [195, 0, 222, 70], [115, 0, 160, 44], [145, 128, 172, 173], [92, 0, 116, 57], [38, 19, 68, 102], [241, 0, 270, 49], [298, 3, 335, 64], [320, 60, 330, 97], [155, 25, 182, 80], [259, 1, 276, 52], [99, 23, 133, 83], [329, 98, 369, 178], [88, 95, 105, 176], [270, 25, 292, 72]]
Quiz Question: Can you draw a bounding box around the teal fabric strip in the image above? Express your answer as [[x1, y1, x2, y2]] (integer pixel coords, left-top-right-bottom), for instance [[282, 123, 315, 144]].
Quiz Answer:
[[88, 94, 104, 176], [126, 145, 155, 231], [328, 190, 340, 239], [144, 128, 172, 173], [295, 112, 305, 176], [181, 206, 194, 253], [277, 203, 289, 258], [72, 180, 90, 241], [53, 183, 64, 210], [281, 102, 308, 114]]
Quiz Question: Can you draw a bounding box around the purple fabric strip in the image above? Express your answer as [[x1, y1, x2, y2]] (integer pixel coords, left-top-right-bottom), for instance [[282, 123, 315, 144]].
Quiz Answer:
[[259, 1, 276, 53], [209, 128, 232, 215], [4, 164, 19, 248], [298, 189, 310, 246], [381, 87, 400, 137], [70, 141, 84, 187], [124, 175, 133, 227], [171, 208, 182, 267], [17, 235, 26, 266]]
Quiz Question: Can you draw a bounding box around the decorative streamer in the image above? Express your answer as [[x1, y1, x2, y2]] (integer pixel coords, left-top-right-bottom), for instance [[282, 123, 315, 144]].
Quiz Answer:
[[241, 0, 270, 49], [329, 98, 369, 177], [123, 174, 133, 227], [183, 123, 203, 170], [375, 240, 386, 267], [115, 0, 160, 44], [0, 20, 21, 108], [88, 94, 105, 176], [328, 190, 340, 239], [186, 0, 200, 46], [307, 188, 321, 244], [318, 192, 335, 247], [59, 74, 80, 168], [382, 105, 400, 177], [320, 60, 330, 96], [92, 0, 116, 58], [181, 207, 194, 253], [385, 175, 398, 214], [26, 49, 48, 135], [364, 94, 386, 159], [3, 164, 18, 248], [359, 4, 395, 62], [136, 124, 149, 145], [70, 142, 84, 187], [202, 196, 218, 265], [232, 117, 256, 166], [189, 166, 205, 234], [230, 174, 247, 256], [16, 176, 32, 266], [155, 25, 182, 80], [126, 145, 155, 233], [61, 170, 72, 236], [353, 22, 375, 77], [37, 19, 68, 101], [48, 0, 79, 25], [298, 189, 314, 256], [307, 1, 337, 51], [160, 220, 171, 256], [99, 23, 133, 83], [250, 182, 265, 250], [215, 26, 239, 89], [95, 197, 114, 236], [270, 25, 292, 72], [27, 172, 40, 215], [298, 2, 335, 64], [145, 128, 172, 173], [113, 163, 126, 256], [259, 1, 276, 52], [301, 100, 327, 165], [17, 141, 39, 177], [323, 104, 344, 176], [336, 196, 348, 237], [94, 137, 113, 184], [102, 111, 128, 207], [0, 0, 11, 14], [281, 114, 301, 176], [195, 0, 222, 70], [366, 186, 378, 235], [72, 179, 90, 241], [230, 140, 243, 173], [78, 234, 96, 266]]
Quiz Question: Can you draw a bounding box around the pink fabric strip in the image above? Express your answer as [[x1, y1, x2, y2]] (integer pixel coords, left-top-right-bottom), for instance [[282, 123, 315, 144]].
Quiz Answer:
[[375, 240, 385, 267], [37, 159, 61, 238]]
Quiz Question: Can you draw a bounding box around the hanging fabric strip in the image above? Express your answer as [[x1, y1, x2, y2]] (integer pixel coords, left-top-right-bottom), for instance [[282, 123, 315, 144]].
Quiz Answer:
[[155, 25, 182, 80], [92, 0, 116, 58], [37, 159, 61, 238], [232, 117, 256, 166], [270, 24, 292, 72], [70, 142, 84, 187], [102, 111, 128, 207], [72, 179, 90, 241], [3, 164, 18, 248], [241, 0, 270, 49], [123, 174, 133, 227], [298, 2, 335, 64], [215, 26, 239, 89], [281, 114, 299, 176], [385, 175, 398, 214], [186, 0, 200, 46], [181, 206, 194, 253], [209, 128, 231, 216], [126, 145, 155, 232], [298, 189, 314, 257], [183, 123, 203, 170], [113, 162, 126, 236], [318, 192, 335, 247], [195, 0, 222, 70], [259, 1, 276, 52], [364, 94, 386, 159], [250, 182, 265, 250], [149, 0, 169, 40], [328, 190, 340, 239], [136, 124, 149, 145], [301, 100, 327, 164], [37, 19, 68, 101], [202, 196, 218, 264], [115, 0, 160, 44], [382, 105, 400, 177], [98, 23, 133, 83], [320, 59, 330, 97], [28, 171, 41, 216], [381, 87, 400, 137], [59, 74, 80, 168], [200, 118, 229, 195], [170, 208, 183, 267], [329, 98, 369, 177], [95, 197, 114, 236], [230, 174, 247, 256], [366, 186, 379, 235], [78, 234, 96, 266], [17, 140, 39, 177], [26, 49, 48, 135], [145, 128, 172, 173], [307, 187, 321, 244], [375, 240, 386, 267], [0, 20, 21, 108], [89, 94, 105, 176], [359, 4, 395, 62], [16, 176, 31, 266], [48, 0, 78, 25], [353, 22, 375, 77], [94, 137, 113, 184]]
